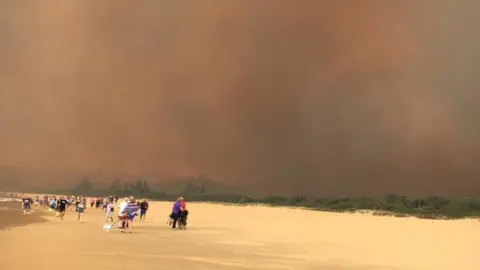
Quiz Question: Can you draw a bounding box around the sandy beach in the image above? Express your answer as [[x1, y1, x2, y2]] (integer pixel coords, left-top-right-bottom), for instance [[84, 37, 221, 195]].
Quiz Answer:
[[0, 201, 47, 230], [0, 200, 477, 270]]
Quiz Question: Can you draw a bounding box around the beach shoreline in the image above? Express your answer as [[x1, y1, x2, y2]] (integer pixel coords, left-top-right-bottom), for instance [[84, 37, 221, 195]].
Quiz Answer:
[[0, 201, 48, 231], [3, 193, 479, 222], [0, 200, 477, 270]]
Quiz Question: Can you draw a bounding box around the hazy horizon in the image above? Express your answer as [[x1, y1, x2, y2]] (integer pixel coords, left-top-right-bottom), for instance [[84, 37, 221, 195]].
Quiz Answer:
[[1, 1, 479, 196]]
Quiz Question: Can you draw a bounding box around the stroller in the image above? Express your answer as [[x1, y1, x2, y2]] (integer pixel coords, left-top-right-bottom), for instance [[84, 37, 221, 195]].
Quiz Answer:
[[178, 210, 188, 230], [167, 210, 189, 230]]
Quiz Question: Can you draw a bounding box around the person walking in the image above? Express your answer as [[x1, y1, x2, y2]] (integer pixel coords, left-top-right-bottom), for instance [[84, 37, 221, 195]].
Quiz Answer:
[[139, 200, 149, 220], [179, 197, 188, 227], [57, 196, 68, 220], [76, 198, 86, 223], [117, 198, 128, 229], [22, 196, 33, 215], [106, 199, 114, 222], [170, 197, 182, 229], [122, 196, 139, 233]]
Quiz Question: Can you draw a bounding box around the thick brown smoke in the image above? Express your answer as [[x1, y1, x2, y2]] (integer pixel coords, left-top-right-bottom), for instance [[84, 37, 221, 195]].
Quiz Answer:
[[0, 1, 479, 196]]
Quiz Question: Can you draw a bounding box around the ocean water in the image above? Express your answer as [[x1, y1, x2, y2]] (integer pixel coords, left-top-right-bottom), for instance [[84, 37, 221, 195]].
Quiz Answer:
[[0, 197, 21, 202]]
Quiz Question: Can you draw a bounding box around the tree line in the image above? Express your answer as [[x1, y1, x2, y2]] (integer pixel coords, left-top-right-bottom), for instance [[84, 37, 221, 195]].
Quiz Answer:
[[46, 177, 480, 219], [71, 177, 155, 197]]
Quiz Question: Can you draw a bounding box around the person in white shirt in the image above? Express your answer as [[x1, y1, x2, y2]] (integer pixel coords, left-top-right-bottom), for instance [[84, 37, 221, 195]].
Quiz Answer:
[[117, 198, 128, 228], [106, 200, 114, 222]]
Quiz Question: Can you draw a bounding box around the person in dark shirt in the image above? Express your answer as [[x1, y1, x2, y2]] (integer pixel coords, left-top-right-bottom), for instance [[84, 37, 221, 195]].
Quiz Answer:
[[57, 196, 68, 220], [95, 198, 101, 209], [139, 200, 149, 220], [22, 196, 33, 215]]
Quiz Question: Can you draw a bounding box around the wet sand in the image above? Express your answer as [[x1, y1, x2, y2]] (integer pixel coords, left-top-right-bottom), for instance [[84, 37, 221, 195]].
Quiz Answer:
[[0, 201, 477, 270], [0, 201, 47, 230]]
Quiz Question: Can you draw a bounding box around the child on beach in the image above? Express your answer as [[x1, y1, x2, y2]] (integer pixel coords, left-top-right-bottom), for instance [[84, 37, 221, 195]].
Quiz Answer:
[[106, 200, 114, 222], [34, 196, 39, 208], [118, 198, 128, 229]]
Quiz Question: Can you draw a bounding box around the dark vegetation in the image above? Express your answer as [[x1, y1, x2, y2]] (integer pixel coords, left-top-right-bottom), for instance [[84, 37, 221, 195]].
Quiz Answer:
[[41, 177, 480, 220]]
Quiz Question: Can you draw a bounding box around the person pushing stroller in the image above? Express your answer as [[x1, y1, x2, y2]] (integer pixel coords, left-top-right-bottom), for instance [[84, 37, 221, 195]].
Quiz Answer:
[[170, 197, 188, 229]]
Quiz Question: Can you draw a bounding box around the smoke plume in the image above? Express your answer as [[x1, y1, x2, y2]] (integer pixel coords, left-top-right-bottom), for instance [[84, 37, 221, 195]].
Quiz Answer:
[[0, 1, 479, 196]]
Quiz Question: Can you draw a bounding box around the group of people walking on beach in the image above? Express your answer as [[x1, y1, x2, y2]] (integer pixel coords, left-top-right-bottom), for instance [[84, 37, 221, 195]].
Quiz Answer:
[[18, 193, 188, 233]]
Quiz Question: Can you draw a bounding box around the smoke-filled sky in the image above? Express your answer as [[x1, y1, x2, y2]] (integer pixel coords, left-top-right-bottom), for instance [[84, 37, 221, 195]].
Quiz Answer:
[[0, 1, 479, 196]]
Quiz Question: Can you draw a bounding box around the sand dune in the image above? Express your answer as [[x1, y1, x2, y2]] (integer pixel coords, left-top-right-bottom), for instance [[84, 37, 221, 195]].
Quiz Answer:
[[0, 201, 477, 270]]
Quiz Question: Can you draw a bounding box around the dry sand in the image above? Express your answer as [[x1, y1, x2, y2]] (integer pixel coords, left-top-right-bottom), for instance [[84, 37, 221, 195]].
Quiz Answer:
[[0, 201, 477, 270]]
